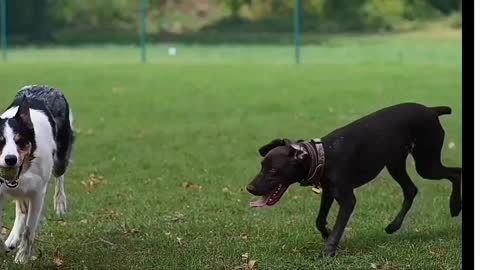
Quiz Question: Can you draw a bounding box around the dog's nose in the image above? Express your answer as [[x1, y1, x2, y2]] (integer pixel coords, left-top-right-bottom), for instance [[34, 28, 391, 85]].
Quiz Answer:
[[4, 155, 17, 166]]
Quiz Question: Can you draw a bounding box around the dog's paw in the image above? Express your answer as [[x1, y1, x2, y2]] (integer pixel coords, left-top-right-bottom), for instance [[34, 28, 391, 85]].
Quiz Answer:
[[55, 194, 68, 217], [385, 223, 401, 234], [323, 246, 338, 257], [14, 241, 32, 264], [5, 234, 21, 252]]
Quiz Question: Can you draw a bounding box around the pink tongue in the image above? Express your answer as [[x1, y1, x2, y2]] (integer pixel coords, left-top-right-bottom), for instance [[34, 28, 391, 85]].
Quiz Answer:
[[250, 197, 268, 208]]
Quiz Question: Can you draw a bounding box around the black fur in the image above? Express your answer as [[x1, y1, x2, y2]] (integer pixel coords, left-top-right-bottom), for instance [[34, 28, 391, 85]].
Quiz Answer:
[[247, 102, 462, 257]]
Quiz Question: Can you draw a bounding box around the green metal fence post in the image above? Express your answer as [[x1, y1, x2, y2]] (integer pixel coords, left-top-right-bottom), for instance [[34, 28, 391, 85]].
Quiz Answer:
[[141, 0, 148, 63], [294, 0, 303, 64], [1, 0, 7, 62]]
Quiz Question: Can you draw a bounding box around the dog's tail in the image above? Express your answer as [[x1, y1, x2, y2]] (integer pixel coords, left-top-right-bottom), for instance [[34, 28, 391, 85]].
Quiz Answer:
[[429, 106, 452, 116]]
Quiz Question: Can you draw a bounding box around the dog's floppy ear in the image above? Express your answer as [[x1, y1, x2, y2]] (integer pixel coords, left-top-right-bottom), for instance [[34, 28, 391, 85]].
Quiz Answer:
[[289, 144, 308, 160], [258, 138, 292, 156], [15, 95, 33, 129]]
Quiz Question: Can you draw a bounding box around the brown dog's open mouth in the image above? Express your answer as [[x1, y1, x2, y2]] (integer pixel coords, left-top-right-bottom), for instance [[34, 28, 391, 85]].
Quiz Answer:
[[250, 184, 289, 208]]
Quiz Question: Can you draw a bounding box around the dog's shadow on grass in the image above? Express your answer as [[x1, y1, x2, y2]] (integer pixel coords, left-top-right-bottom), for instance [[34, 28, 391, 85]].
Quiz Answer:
[[297, 225, 461, 258]]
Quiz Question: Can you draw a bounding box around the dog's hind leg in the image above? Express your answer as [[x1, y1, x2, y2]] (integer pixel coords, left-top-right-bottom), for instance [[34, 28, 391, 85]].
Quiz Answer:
[[385, 159, 418, 234], [415, 158, 462, 217], [54, 175, 67, 217], [413, 126, 462, 217]]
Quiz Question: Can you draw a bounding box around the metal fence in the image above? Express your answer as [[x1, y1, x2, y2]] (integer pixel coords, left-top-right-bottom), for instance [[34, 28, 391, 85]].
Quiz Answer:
[[0, 0, 306, 64]]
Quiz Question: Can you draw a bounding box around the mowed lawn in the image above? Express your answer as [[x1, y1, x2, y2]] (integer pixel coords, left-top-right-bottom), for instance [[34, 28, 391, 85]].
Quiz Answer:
[[0, 31, 461, 269]]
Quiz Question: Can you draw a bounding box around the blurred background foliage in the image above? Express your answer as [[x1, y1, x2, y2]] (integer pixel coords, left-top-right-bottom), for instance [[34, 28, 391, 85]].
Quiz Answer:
[[3, 0, 461, 45]]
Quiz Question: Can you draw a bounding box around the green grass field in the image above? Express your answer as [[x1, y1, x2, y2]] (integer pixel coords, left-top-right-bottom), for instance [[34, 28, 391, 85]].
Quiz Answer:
[[0, 30, 461, 269]]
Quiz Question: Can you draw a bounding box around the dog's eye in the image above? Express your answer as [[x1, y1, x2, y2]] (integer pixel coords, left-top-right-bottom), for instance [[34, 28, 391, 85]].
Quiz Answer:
[[0, 136, 4, 144], [15, 138, 27, 149]]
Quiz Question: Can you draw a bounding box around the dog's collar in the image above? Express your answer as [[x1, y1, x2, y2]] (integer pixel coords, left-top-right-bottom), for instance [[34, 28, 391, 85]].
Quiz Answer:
[[298, 138, 325, 187]]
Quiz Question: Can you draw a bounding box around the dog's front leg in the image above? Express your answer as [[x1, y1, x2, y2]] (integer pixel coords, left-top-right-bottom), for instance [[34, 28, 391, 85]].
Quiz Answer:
[[324, 189, 356, 257], [0, 192, 6, 255], [14, 190, 46, 264], [316, 190, 333, 240], [5, 200, 28, 252]]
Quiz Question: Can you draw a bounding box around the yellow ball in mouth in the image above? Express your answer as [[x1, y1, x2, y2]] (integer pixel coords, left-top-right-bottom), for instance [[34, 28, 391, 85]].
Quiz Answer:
[[0, 167, 19, 181]]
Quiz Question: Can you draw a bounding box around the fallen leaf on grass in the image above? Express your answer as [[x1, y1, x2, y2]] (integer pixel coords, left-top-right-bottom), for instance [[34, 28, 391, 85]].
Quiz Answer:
[[116, 192, 131, 201], [134, 128, 153, 139], [164, 212, 185, 223], [102, 209, 122, 221], [222, 187, 235, 195], [58, 220, 67, 226], [241, 253, 249, 261], [370, 262, 402, 270], [1, 226, 10, 240], [121, 222, 141, 234], [247, 260, 258, 270], [53, 247, 65, 267], [81, 174, 105, 190], [235, 253, 259, 270], [182, 182, 203, 190]]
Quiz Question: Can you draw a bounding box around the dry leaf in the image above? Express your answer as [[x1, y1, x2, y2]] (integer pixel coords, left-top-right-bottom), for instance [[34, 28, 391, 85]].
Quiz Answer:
[[182, 182, 203, 190], [164, 212, 185, 223], [1, 226, 10, 240], [103, 209, 122, 220], [222, 187, 235, 195], [122, 222, 140, 234], [135, 128, 153, 139], [247, 260, 258, 270], [116, 192, 131, 201], [82, 174, 105, 190], [58, 221, 67, 226], [53, 247, 65, 267]]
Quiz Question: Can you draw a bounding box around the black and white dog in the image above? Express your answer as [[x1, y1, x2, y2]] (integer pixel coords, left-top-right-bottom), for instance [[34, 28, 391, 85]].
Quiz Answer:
[[0, 85, 75, 264]]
